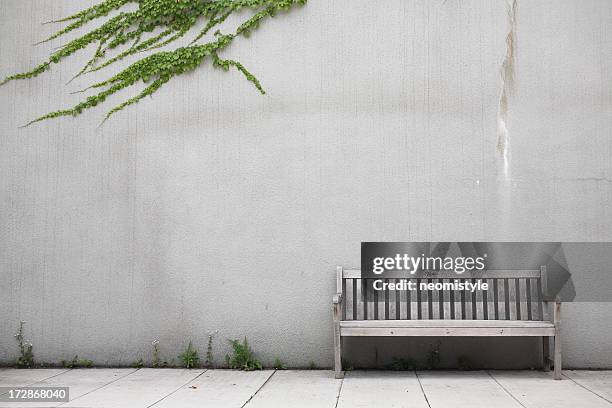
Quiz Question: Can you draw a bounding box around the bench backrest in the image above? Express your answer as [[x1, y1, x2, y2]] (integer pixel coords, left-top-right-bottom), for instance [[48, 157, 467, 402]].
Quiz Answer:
[[337, 266, 549, 321]]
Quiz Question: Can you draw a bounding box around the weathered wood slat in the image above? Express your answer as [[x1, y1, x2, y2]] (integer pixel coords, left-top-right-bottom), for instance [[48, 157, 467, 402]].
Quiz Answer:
[[395, 279, 400, 320], [493, 279, 499, 320], [406, 281, 412, 320], [384, 280, 390, 320], [536, 275, 543, 319], [342, 277, 347, 321], [374, 280, 379, 320], [416, 278, 422, 319], [460, 280, 467, 320], [449, 281, 455, 319], [427, 279, 434, 320], [352, 278, 357, 320], [515, 278, 522, 320], [471, 278, 478, 320], [438, 279, 445, 319], [526, 278, 532, 320], [340, 320, 555, 328], [362, 279, 367, 320], [504, 278, 511, 320], [340, 327, 555, 337]]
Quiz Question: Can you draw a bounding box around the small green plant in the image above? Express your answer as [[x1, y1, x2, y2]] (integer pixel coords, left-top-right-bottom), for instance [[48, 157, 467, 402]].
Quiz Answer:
[[390, 357, 417, 371], [151, 340, 170, 367], [457, 355, 474, 370], [205, 330, 218, 368], [273, 357, 286, 370], [179, 341, 199, 368], [152, 340, 161, 368], [225, 337, 262, 371], [132, 359, 144, 368], [14, 321, 34, 368], [308, 360, 317, 369], [62, 356, 93, 368], [426, 342, 441, 370], [341, 358, 353, 371]]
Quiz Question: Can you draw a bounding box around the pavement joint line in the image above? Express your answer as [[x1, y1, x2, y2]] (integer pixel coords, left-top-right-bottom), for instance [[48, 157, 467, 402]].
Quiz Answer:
[[0, 368, 72, 398], [333, 372, 345, 408], [414, 370, 432, 408], [56, 367, 141, 407], [240, 369, 277, 408], [562, 372, 612, 405], [486, 370, 528, 408], [146, 369, 208, 408]]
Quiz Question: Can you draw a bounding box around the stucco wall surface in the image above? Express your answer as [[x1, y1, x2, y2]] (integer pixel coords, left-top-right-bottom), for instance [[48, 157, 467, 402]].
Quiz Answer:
[[1, 0, 611, 367]]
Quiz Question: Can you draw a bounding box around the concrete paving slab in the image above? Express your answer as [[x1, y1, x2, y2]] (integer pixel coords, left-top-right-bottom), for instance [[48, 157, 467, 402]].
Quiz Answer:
[[416, 371, 523, 408], [489, 370, 612, 408], [152, 369, 273, 408], [0, 369, 610, 408], [0, 368, 136, 408], [0, 369, 69, 387], [563, 370, 612, 403], [62, 368, 204, 408], [337, 370, 429, 408], [245, 370, 340, 408]]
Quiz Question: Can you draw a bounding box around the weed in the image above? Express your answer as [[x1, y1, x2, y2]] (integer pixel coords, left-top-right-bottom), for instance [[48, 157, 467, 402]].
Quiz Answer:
[[205, 330, 218, 368], [152, 340, 161, 368], [273, 357, 286, 370], [132, 359, 144, 368], [426, 342, 441, 370], [390, 357, 417, 371], [341, 358, 354, 371], [14, 321, 34, 368], [179, 341, 199, 368], [457, 355, 474, 370], [225, 337, 262, 371], [62, 356, 93, 368], [308, 360, 317, 369]]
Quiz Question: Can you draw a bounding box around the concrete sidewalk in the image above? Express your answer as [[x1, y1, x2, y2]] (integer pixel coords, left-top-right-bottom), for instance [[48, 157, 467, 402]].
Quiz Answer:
[[0, 368, 611, 408]]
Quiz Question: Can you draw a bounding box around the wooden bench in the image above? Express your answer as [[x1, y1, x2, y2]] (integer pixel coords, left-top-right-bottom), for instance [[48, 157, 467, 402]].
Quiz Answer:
[[332, 266, 561, 379]]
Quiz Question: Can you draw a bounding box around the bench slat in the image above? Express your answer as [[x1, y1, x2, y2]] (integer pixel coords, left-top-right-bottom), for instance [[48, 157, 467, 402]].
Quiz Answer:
[[352, 278, 357, 320], [395, 279, 402, 320], [340, 320, 556, 337], [340, 326, 555, 337], [340, 320, 554, 328], [526, 278, 532, 320], [515, 278, 522, 320], [342, 277, 347, 321], [536, 277, 543, 321], [493, 279, 499, 320]]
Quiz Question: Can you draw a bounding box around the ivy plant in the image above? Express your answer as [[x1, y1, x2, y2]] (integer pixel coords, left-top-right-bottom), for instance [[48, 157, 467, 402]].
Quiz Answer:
[[0, 0, 306, 125]]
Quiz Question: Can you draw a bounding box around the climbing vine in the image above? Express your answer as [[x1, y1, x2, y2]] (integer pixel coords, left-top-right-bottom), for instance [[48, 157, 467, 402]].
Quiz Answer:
[[0, 0, 306, 125]]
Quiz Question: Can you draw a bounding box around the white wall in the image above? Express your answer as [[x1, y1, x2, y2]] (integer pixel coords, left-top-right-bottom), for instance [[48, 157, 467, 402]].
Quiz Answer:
[[1, 0, 611, 368]]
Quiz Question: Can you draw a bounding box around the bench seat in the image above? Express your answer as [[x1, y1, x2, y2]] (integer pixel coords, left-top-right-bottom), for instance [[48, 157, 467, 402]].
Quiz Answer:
[[340, 319, 555, 337]]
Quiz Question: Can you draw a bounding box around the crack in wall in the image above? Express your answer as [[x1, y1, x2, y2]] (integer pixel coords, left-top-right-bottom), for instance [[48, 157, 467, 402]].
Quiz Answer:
[[497, 0, 517, 177]]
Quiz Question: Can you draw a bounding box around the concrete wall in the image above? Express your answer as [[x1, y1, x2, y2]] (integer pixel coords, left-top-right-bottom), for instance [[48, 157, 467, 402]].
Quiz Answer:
[[1, 0, 611, 368]]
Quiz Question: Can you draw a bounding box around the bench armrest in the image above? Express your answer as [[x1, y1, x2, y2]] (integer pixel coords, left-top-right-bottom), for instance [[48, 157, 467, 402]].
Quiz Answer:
[[332, 293, 342, 304]]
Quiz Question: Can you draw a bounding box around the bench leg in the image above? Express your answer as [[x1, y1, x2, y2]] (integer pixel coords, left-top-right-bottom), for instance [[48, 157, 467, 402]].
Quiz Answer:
[[542, 336, 550, 372], [553, 301, 562, 380], [553, 332, 562, 380], [334, 336, 343, 379], [333, 304, 344, 379]]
